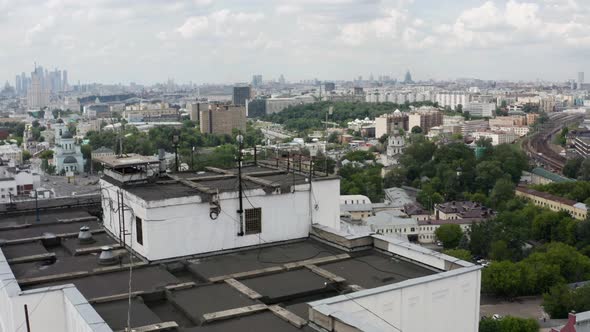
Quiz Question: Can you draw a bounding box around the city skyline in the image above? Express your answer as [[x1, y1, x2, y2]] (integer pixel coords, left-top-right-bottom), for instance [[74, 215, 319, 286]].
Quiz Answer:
[[0, 0, 589, 84]]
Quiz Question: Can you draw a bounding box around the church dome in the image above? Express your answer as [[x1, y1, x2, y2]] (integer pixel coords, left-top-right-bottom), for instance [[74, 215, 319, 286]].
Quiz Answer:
[[63, 156, 78, 164], [393, 109, 401, 116], [61, 131, 73, 139], [57, 118, 64, 124]]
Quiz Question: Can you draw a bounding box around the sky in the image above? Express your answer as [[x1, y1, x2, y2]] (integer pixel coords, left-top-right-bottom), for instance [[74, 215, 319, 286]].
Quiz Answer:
[[1, 0, 590, 85]]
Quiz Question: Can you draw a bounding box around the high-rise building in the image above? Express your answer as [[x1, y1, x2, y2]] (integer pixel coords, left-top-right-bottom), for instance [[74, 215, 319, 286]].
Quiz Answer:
[[15, 75, 21, 95], [232, 85, 252, 106], [199, 104, 247, 135], [408, 107, 443, 134], [404, 70, 413, 84], [27, 66, 50, 109], [251, 75, 263, 87], [187, 102, 209, 121], [62, 70, 68, 91], [278, 74, 285, 85], [436, 92, 471, 110], [375, 110, 409, 138], [578, 72, 585, 90], [324, 82, 336, 92]]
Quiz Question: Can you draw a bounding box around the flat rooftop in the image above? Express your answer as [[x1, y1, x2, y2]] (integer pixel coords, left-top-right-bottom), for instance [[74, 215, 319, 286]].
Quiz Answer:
[[1, 204, 440, 331], [103, 164, 335, 202]]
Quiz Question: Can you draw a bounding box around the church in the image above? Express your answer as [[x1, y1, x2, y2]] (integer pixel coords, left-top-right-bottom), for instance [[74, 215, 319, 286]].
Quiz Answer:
[[53, 119, 85, 175]]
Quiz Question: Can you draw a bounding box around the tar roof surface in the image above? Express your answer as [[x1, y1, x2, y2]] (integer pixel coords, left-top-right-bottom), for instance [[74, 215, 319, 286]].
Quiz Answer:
[[2, 205, 440, 331]]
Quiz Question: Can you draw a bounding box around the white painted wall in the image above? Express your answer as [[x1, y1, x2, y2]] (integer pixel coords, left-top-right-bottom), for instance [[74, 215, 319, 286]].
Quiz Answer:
[[309, 234, 481, 332], [0, 248, 112, 332], [311, 267, 481, 332], [101, 178, 340, 261]]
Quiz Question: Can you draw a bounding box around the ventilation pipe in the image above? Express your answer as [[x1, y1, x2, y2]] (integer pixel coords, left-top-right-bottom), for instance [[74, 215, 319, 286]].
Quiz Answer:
[[78, 226, 95, 244], [98, 246, 120, 265]]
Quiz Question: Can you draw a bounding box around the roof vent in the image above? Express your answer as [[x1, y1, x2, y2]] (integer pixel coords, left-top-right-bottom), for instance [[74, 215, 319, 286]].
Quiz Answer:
[[98, 246, 120, 265], [41, 232, 60, 247], [78, 226, 95, 244]]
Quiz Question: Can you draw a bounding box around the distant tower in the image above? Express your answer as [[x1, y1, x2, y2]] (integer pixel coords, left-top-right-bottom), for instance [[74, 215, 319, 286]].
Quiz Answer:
[[386, 127, 406, 165], [278, 74, 285, 85], [578, 72, 585, 90], [404, 70, 413, 84], [62, 70, 68, 91]]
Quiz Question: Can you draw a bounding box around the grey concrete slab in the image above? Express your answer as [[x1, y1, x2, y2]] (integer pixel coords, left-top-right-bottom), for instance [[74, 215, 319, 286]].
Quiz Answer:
[[188, 239, 342, 280], [93, 298, 161, 331], [26, 266, 179, 299], [241, 269, 330, 303], [1, 241, 48, 259], [168, 284, 256, 324], [320, 251, 435, 289]]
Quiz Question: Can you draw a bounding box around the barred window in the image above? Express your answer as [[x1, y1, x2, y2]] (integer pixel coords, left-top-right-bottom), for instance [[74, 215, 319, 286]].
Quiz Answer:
[[245, 208, 262, 235], [136, 217, 143, 245]]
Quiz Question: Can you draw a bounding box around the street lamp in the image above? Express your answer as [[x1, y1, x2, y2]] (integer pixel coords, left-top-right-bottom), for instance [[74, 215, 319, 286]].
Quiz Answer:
[[456, 166, 463, 177], [236, 133, 244, 236], [172, 133, 180, 172]]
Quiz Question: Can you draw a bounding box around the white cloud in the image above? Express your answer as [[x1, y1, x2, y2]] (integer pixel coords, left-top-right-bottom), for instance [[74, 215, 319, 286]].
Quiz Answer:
[[175, 10, 264, 39], [176, 16, 209, 38], [24, 15, 55, 46], [1, 0, 590, 83]]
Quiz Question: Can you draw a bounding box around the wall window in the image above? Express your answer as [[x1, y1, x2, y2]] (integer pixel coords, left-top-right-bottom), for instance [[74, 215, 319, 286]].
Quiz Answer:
[[245, 208, 262, 235], [135, 217, 143, 245]]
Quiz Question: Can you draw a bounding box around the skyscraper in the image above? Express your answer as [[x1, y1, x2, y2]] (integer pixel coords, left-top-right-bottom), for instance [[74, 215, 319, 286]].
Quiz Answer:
[[252, 75, 263, 87], [62, 70, 68, 91], [233, 85, 252, 106], [404, 70, 413, 84], [578, 72, 584, 90], [27, 66, 50, 109], [278, 74, 285, 85], [15, 75, 21, 95]]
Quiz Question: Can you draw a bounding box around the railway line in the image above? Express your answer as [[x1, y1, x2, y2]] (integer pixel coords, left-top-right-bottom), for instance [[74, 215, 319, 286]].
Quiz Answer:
[[522, 112, 584, 173]]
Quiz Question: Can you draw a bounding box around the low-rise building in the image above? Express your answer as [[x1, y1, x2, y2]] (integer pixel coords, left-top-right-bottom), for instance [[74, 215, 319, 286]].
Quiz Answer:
[[418, 218, 482, 243], [0, 177, 16, 203], [516, 186, 588, 220], [434, 201, 495, 220], [463, 102, 495, 118], [461, 119, 489, 136], [0, 144, 22, 164], [524, 167, 575, 185], [551, 310, 590, 332], [471, 130, 518, 145], [340, 195, 373, 221]]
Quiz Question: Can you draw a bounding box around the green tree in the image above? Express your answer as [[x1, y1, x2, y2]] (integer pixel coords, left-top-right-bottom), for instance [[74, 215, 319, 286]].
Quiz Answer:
[[489, 177, 515, 209], [563, 158, 583, 179], [489, 240, 512, 261], [543, 283, 576, 318], [443, 249, 471, 261], [411, 126, 422, 134], [435, 224, 463, 249], [39, 150, 54, 160], [22, 150, 32, 162], [482, 261, 524, 298]]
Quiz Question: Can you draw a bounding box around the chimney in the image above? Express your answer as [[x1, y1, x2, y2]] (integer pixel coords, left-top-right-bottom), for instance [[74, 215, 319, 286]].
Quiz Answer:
[[98, 246, 120, 265], [78, 226, 95, 244], [158, 149, 166, 174]]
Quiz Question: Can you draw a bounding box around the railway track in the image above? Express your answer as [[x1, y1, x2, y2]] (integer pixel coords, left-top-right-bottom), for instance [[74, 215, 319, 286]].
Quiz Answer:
[[522, 113, 584, 172]]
